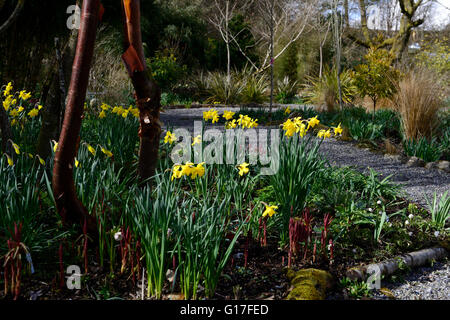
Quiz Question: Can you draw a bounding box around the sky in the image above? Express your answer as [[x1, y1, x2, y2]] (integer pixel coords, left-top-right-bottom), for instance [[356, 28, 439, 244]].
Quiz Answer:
[[349, 0, 450, 30]]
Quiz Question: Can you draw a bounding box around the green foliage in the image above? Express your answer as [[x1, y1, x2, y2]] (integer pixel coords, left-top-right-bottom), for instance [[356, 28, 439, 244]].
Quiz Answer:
[[352, 48, 400, 112], [303, 67, 358, 111], [270, 134, 326, 244], [339, 277, 372, 299], [415, 36, 450, 87], [241, 71, 268, 104], [204, 71, 244, 104], [275, 77, 298, 103], [403, 137, 442, 162], [425, 191, 450, 230], [347, 120, 384, 141], [148, 50, 187, 91]]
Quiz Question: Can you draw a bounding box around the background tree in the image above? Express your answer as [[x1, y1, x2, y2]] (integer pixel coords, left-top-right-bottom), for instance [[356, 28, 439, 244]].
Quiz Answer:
[[352, 47, 401, 116]]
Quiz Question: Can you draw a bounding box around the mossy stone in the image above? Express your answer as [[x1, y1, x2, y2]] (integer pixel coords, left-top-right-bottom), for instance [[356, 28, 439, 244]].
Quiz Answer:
[[285, 268, 333, 300]]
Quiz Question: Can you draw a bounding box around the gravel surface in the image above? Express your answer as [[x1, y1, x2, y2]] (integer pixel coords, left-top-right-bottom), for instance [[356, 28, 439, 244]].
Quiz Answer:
[[371, 260, 450, 300]]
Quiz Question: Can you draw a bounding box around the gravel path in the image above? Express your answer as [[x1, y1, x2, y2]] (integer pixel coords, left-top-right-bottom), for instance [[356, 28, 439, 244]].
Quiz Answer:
[[371, 260, 450, 300]]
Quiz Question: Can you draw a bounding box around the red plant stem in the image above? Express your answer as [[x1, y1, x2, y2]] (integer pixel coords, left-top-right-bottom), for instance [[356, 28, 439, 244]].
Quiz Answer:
[[244, 230, 251, 268], [52, 0, 100, 236]]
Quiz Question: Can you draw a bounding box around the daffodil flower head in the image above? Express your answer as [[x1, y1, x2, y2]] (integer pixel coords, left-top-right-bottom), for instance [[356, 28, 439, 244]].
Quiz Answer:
[[262, 204, 278, 218], [5, 154, 13, 166], [308, 116, 320, 129], [237, 162, 249, 176], [86, 143, 96, 156], [101, 146, 113, 158], [333, 123, 343, 135], [284, 107, 291, 114], [192, 135, 201, 146], [28, 108, 39, 118], [223, 110, 235, 120], [164, 131, 177, 145]]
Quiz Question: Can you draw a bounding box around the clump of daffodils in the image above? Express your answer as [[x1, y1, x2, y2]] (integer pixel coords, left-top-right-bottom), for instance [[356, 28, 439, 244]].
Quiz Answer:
[[203, 108, 219, 123], [110, 105, 139, 119], [225, 114, 258, 129], [281, 115, 343, 140], [171, 162, 206, 180]]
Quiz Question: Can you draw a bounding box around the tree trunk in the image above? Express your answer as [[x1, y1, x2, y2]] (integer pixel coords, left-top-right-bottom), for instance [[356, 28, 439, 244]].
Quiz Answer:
[[37, 31, 78, 160], [52, 0, 99, 235], [121, 0, 161, 183]]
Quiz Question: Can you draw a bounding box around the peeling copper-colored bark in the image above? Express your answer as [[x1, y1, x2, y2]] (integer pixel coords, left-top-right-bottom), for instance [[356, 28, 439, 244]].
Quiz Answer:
[[121, 0, 161, 182], [52, 0, 100, 235]]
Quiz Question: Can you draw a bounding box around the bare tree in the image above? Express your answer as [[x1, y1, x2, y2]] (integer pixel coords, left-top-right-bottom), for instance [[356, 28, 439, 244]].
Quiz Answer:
[[332, 0, 343, 109], [0, 0, 25, 35], [348, 0, 435, 61], [207, 0, 249, 84]]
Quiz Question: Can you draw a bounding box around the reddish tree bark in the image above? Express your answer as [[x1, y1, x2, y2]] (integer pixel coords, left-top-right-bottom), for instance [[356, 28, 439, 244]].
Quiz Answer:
[[52, 0, 100, 235], [121, 0, 161, 182]]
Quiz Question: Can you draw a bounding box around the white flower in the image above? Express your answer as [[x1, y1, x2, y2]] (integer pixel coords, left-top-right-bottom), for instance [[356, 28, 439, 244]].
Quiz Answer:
[[114, 231, 123, 241], [368, 208, 373, 212], [405, 220, 409, 226], [377, 200, 382, 205], [408, 214, 414, 220], [408, 232, 413, 236], [434, 231, 440, 237]]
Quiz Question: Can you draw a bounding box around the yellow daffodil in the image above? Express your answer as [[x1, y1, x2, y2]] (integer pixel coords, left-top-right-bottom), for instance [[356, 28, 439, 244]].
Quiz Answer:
[[38, 105, 43, 110], [284, 107, 291, 114], [195, 162, 205, 178], [6, 154, 13, 166], [262, 204, 278, 218], [317, 129, 331, 139], [99, 110, 106, 119], [3, 82, 13, 97], [171, 164, 183, 180], [11, 119, 17, 126], [223, 110, 235, 120], [333, 123, 343, 135], [18, 106, 24, 112], [2, 95, 14, 111], [164, 131, 177, 145], [100, 103, 110, 111], [11, 142, 20, 155], [307, 116, 320, 129], [225, 119, 237, 129], [237, 162, 249, 176], [86, 143, 96, 156], [28, 108, 39, 118], [53, 141, 58, 153], [203, 109, 219, 123], [101, 147, 113, 158], [9, 108, 19, 117], [192, 135, 201, 146], [19, 90, 31, 101], [37, 155, 45, 166], [75, 158, 80, 168]]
